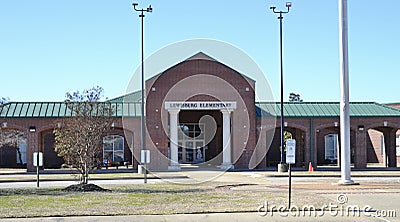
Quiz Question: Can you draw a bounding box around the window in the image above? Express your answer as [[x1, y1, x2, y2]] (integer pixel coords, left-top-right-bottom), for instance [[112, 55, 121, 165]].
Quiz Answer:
[[103, 135, 124, 164], [381, 135, 385, 156], [325, 134, 338, 161], [179, 124, 204, 140], [16, 139, 27, 164]]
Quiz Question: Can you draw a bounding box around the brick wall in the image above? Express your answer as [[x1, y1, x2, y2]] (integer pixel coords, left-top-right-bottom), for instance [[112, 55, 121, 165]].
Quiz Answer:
[[146, 58, 256, 169]]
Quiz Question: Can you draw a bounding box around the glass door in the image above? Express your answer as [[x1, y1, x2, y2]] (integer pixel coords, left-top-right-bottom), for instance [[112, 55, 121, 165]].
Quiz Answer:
[[178, 123, 206, 164], [194, 141, 205, 163], [185, 141, 194, 163]]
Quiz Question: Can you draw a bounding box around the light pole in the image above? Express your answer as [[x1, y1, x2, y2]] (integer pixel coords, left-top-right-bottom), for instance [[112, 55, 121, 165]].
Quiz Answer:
[[338, 0, 355, 185], [270, 2, 291, 173], [29, 126, 39, 187], [133, 2, 152, 184]]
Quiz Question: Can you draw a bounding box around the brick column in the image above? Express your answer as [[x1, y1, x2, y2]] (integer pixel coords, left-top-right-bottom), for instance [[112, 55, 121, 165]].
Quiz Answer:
[[384, 128, 397, 168], [355, 129, 367, 168], [26, 130, 40, 172], [295, 129, 304, 167], [304, 128, 310, 167], [312, 129, 318, 168]]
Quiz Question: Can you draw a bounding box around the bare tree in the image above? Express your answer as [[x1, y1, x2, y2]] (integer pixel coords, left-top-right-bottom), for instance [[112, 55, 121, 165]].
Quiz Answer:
[[0, 97, 10, 105], [289, 93, 303, 102], [1, 97, 26, 165], [0, 128, 26, 165], [65, 85, 105, 102], [53, 86, 113, 184]]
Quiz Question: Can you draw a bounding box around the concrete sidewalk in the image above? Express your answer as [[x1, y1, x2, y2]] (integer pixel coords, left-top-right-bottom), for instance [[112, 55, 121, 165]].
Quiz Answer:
[[0, 212, 391, 222], [245, 169, 400, 178], [0, 167, 399, 180]]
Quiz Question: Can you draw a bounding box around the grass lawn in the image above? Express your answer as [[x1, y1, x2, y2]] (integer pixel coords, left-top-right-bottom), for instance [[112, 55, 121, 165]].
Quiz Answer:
[[0, 179, 336, 219], [0, 182, 286, 218]]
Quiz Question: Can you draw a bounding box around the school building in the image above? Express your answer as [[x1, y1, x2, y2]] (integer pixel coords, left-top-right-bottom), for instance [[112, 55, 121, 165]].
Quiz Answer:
[[1, 53, 399, 172]]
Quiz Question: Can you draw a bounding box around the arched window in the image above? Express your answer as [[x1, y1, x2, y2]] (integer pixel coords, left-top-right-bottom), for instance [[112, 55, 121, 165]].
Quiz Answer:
[[396, 135, 400, 156], [16, 139, 27, 164], [103, 135, 124, 164], [325, 134, 338, 162]]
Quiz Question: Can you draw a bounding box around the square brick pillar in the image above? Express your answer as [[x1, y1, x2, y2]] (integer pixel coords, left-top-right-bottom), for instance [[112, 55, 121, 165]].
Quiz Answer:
[[384, 129, 397, 168], [355, 129, 367, 168], [26, 130, 40, 172], [304, 128, 311, 167]]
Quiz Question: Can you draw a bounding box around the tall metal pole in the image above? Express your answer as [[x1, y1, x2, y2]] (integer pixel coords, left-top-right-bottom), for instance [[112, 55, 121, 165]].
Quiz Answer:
[[29, 126, 39, 188], [279, 12, 285, 169], [140, 10, 147, 184], [36, 148, 39, 188], [270, 2, 291, 173], [133, 3, 152, 184], [338, 0, 354, 184]]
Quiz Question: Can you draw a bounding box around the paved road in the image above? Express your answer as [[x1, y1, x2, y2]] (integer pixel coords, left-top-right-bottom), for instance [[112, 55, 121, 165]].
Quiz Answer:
[[0, 211, 396, 222]]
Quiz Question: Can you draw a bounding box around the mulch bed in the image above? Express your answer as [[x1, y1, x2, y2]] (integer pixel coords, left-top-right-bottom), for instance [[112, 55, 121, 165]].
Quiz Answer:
[[63, 183, 111, 192]]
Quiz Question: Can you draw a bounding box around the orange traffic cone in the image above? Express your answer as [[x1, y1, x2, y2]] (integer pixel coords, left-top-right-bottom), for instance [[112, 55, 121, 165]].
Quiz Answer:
[[308, 162, 314, 172]]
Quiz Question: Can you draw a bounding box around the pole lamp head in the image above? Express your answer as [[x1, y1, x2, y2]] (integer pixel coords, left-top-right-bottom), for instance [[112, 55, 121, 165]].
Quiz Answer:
[[29, 126, 36, 133], [270, 6, 276, 10], [286, 2, 292, 8], [147, 5, 152, 12], [132, 2, 138, 10]]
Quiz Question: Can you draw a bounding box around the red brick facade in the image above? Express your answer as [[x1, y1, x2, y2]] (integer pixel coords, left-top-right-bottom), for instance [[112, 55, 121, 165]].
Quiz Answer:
[[1, 56, 399, 171], [145, 56, 257, 170]]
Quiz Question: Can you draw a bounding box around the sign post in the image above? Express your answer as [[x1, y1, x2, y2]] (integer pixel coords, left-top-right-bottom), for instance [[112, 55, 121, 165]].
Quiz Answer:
[[286, 139, 296, 209], [33, 152, 43, 188], [141, 150, 150, 183]]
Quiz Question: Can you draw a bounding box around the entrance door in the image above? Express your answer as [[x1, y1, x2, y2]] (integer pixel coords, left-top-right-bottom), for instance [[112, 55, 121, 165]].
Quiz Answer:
[[178, 123, 206, 164], [325, 134, 338, 163], [180, 141, 206, 163]]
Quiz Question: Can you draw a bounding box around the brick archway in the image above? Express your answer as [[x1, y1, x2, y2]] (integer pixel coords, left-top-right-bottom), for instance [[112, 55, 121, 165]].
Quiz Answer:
[[266, 126, 306, 168], [315, 126, 356, 167], [41, 130, 64, 168], [367, 126, 398, 168]]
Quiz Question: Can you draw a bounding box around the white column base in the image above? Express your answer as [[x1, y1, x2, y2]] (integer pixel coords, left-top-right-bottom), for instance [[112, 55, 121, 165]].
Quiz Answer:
[[220, 163, 234, 170], [137, 165, 145, 174], [335, 179, 359, 186], [168, 164, 181, 171]]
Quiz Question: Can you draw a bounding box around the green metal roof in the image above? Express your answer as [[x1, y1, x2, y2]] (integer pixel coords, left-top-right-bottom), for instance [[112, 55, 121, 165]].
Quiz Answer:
[[107, 91, 142, 103], [2, 100, 400, 118], [256, 102, 400, 118], [0, 102, 141, 118]]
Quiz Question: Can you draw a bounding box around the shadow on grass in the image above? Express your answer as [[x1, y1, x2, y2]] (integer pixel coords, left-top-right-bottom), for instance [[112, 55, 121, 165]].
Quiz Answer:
[[0, 185, 209, 196], [113, 188, 208, 194], [0, 188, 71, 196]]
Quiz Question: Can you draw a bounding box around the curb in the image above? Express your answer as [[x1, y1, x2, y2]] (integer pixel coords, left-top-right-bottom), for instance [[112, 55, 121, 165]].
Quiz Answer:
[[0, 175, 188, 183]]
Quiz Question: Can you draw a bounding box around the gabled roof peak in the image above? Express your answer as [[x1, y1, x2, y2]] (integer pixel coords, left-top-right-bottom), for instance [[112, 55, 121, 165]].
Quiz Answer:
[[185, 52, 217, 62]]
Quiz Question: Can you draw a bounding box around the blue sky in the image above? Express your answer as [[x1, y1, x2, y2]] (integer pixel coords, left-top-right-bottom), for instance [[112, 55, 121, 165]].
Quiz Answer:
[[0, 0, 399, 103]]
